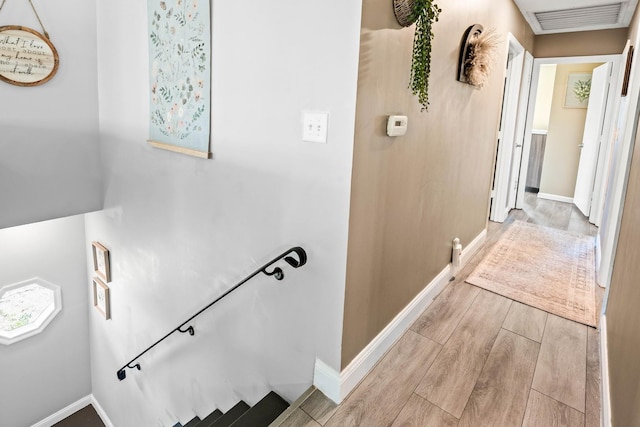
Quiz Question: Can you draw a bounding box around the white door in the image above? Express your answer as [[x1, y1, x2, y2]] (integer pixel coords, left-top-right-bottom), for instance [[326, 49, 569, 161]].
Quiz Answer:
[[574, 63, 611, 217], [490, 34, 525, 223], [510, 51, 534, 209]]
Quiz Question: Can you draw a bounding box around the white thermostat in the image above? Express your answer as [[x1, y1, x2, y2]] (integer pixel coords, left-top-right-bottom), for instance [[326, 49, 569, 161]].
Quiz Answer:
[[387, 115, 408, 137]]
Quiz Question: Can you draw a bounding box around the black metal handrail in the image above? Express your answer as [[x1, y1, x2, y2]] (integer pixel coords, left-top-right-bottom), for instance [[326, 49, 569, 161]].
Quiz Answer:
[[116, 246, 307, 381]]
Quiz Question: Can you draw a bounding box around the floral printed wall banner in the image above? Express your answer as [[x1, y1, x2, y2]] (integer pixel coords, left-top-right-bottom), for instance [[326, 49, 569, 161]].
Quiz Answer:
[[564, 73, 592, 109], [147, 0, 211, 158]]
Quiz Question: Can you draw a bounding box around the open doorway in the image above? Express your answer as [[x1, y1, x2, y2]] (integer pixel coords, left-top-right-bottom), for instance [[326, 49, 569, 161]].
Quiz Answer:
[[522, 62, 609, 220], [515, 54, 622, 229]]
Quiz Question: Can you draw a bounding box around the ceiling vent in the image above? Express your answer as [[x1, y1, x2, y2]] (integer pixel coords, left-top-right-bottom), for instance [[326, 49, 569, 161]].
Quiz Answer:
[[534, 3, 622, 32]]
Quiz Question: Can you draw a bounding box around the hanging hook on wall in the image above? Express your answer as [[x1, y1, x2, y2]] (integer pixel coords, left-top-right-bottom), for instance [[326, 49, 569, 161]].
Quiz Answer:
[[457, 24, 484, 84]]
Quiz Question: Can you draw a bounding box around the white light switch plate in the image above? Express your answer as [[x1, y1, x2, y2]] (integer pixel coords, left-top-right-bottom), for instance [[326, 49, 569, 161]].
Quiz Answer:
[[303, 112, 329, 143]]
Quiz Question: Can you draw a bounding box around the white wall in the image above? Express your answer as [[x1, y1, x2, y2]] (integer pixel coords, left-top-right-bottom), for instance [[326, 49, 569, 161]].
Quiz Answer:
[[532, 64, 556, 131], [90, 1, 362, 426], [0, 216, 91, 427], [0, 0, 102, 229]]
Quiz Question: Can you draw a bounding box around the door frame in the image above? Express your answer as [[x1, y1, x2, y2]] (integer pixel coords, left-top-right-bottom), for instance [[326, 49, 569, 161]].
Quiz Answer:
[[599, 39, 640, 289], [513, 51, 534, 209], [592, 41, 631, 229], [515, 54, 622, 223], [490, 33, 525, 223]]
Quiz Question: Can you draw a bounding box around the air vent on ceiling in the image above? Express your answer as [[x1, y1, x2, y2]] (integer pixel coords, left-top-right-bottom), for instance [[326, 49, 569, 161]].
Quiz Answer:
[[534, 3, 622, 32]]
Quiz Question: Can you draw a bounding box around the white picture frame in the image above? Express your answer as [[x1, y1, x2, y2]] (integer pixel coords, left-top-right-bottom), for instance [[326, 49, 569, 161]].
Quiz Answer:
[[564, 72, 592, 109]]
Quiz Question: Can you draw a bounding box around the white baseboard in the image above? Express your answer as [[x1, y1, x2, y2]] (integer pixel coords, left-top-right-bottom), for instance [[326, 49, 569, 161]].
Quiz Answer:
[[537, 193, 574, 204], [31, 396, 92, 427], [461, 229, 487, 267], [314, 229, 487, 404], [31, 394, 114, 427], [92, 394, 116, 427], [600, 315, 612, 427], [313, 359, 343, 404], [595, 233, 607, 288]]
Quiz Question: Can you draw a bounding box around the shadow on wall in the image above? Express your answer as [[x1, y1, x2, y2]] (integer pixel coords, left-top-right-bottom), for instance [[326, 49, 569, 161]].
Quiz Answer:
[[0, 126, 103, 229], [85, 131, 344, 426]]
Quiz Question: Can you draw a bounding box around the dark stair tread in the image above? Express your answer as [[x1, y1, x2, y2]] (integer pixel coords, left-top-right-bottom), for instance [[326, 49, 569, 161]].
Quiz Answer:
[[197, 409, 223, 426], [183, 416, 202, 427], [229, 392, 289, 427], [172, 424, 183, 427], [207, 401, 250, 427]]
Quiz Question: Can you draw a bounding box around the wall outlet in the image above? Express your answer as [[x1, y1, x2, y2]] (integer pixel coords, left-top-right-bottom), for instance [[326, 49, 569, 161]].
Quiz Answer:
[[303, 112, 329, 143]]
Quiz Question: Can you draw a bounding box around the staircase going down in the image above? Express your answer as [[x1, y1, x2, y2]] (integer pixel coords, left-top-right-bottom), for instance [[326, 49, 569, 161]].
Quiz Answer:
[[172, 391, 289, 427]]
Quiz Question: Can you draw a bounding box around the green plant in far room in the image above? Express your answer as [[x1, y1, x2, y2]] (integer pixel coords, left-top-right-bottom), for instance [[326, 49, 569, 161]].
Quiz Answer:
[[409, 0, 441, 111], [573, 78, 591, 103]]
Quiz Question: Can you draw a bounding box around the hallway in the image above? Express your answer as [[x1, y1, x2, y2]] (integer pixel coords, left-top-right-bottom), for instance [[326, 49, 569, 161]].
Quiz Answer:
[[279, 197, 601, 427]]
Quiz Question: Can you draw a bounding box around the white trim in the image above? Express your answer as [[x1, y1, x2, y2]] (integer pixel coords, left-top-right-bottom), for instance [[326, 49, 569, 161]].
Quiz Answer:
[[598, 33, 640, 290], [30, 394, 115, 427], [591, 51, 624, 227], [534, 55, 621, 66], [313, 358, 343, 403], [537, 193, 574, 204], [600, 315, 612, 427], [31, 396, 92, 427], [0, 277, 63, 346], [490, 33, 525, 223], [461, 229, 487, 267], [91, 395, 115, 427], [595, 233, 605, 288], [314, 229, 487, 404], [513, 51, 534, 210]]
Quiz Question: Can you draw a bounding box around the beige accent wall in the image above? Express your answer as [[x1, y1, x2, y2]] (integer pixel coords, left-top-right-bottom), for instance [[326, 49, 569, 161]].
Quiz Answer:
[[532, 64, 557, 131], [539, 63, 601, 198], [534, 28, 628, 58], [341, 0, 534, 367], [606, 7, 640, 426], [606, 116, 640, 427], [629, 5, 640, 44]]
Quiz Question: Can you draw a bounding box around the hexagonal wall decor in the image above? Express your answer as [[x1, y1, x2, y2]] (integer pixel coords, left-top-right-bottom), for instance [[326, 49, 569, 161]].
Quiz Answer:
[[0, 278, 62, 345]]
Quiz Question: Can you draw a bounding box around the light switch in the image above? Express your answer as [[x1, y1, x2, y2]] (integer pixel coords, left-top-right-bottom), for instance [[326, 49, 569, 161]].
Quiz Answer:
[[303, 112, 329, 143]]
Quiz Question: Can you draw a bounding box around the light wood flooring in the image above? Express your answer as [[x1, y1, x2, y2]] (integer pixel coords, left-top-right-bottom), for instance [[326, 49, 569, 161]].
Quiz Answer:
[[277, 194, 601, 427]]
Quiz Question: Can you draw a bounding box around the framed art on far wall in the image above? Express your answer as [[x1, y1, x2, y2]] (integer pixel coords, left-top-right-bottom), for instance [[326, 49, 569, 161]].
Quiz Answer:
[[564, 72, 592, 108], [92, 277, 110, 320], [92, 241, 111, 282]]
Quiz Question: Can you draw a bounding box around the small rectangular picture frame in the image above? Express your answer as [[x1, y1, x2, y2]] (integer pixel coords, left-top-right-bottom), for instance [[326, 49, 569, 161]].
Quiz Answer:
[[564, 72, 592, 109], [92, 241, 111, 283], [92, 277, 111, 320]]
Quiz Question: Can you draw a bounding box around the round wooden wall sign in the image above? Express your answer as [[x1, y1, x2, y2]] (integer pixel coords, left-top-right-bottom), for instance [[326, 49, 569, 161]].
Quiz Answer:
[[0, 25, 59, 86]]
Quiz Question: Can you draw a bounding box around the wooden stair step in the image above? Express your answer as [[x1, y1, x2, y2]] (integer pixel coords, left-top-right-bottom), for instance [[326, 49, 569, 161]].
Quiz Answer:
[[228, 392, 289, 427]]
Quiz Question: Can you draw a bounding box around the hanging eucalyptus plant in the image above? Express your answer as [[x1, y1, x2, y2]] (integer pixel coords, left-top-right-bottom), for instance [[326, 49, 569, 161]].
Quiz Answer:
[[408, 0, 441, 111]]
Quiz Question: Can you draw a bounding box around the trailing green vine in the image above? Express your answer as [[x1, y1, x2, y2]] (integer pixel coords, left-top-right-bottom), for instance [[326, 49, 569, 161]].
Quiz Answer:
[[409, 0, 441, 111]]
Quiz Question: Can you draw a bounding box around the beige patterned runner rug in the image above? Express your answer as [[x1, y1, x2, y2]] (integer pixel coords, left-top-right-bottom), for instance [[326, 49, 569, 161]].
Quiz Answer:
[[466, 220, 597, 326]]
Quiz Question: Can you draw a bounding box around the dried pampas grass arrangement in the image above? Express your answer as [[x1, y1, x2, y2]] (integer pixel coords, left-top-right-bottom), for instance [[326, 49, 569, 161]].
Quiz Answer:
[[458, 25, 502, 88]]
